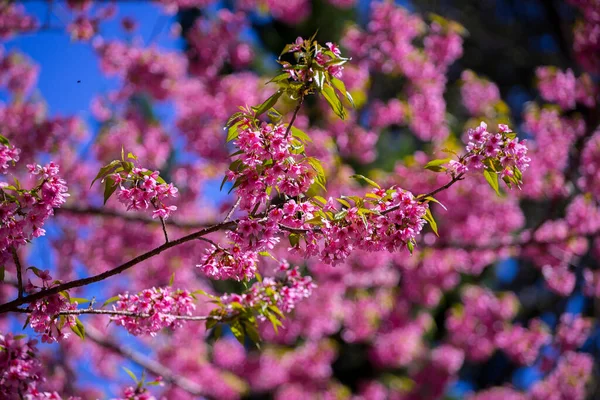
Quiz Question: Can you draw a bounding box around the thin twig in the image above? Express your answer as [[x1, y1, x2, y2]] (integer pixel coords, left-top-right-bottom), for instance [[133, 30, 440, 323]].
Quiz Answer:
[[284, 96, 305, 139], [159, 216, 169, 243], [13, 307, 217, 321], [11, 247, 23, 299], [85, 325, 206, 397], [56, 205, 210, 230], [0, 219, 238, 314], [223, 197, 241, 223]]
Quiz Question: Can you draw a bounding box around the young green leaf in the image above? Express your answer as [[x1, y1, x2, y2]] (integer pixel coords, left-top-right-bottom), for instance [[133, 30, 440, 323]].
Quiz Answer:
[[253, 90, 283, 116], [90, 160, 120, 188], [424, 158, 451, 172], [71, 317, 86, 340], [103, 176, 118, 204], [122, 367, 138, 383], [423, 208, 439, 237], [483, 169, 501, 196], [350, 174, 381, 189], [102, 296, 120, 307], [321, 84, 346, 120], [290, 126, 312, 143]]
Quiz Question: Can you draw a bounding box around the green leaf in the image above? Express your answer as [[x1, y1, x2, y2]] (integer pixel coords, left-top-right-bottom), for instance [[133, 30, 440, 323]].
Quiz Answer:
[[253, 91, 283, 116], [70, 317, 86, 340], [321, 83, 346, 120], [226, 121, 242, 143], [0, 135, 9, 146], [422, 196, 447, 210], [122, 367, 138, 383], [424, 158, 451, 172], [213, 324, 223, 340], [305, 157, 326, 188], [407, 240, 414, 254], [312, 195, 327, 205], [127, 152, 137, 160], [102, 296, 120, 307], [336, 198, 351, 208], [268, 305, 285, 319], [290, 126, 312, 143], [266, 312, 282, 334], [242, 320, 261, 345], [267, 73, 290, 84], [314, 70, 326, 90], [169, 272, 175, 286], [69, 297, 90, 304], [331, 77, 355, 108], [423, 208, 439, 237], [483, 169, 501, 196], [192, 289, 218, 300], [91, 160, 120, 188], [103, 176, 118, 205], [350, 174, 381, 189], [230, 320, 245, 345], [206, 318, 218, 330], [289, 233, 300, 247]]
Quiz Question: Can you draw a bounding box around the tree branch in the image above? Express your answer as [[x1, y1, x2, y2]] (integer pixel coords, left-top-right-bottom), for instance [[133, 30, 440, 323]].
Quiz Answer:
[[11, 247, 23, 299], [284, 95, 305, 139], [223, 197, 241, 223], [0, 219, 237, 314], [55, 205, 211, 230], [85, 325, 206, 397], [12, 307, 218, 321]]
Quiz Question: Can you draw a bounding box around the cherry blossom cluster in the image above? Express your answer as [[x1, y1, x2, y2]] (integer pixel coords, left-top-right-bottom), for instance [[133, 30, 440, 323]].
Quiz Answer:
[[530, 351, 594, 400], [197, 211, 283, 281], [343, 2, 465, 141], [281, 37, 346, 82], [447, 122, 530, 187], [556, 314, 593, 352], [0, 157, 69, 265], [305, 188, 429, 264], [460, 70, 501, 117], [111, 287, 195, 336], [29, 294, 77, 344], [446, 286, 519, 361], [220, 261, 315, 316], [0, 50, 39, 96], [521, 104, 586, 198], [24, 270, 79, 344], [197, 243, 259, 281], [114, 386, 156, 400], [0, 140, 19, 173], [495, 319, 551, 365], [0, 333, 44, 399], [113, 168, 178, 220], [186, 10, 252, 77], [569, 0, 600, 74], [536, 66, 596, 109], [0, 3, 37, 40], [227, 119, 316, 211], [94, 40, 187, 101], [578, 129, 600, 200]]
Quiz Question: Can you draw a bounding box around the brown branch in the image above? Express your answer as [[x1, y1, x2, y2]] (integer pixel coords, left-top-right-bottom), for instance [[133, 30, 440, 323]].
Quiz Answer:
[[417, 173, 465, 202], [55, 205, 211, 230], [159, 216, 170, 243], [11, 247, 23, 299], [0, 219, 237, 314], [284, 95, 305, 139], [223, 197, 241, 223], [85, 325, 206, 396], [13, 307, 218, 321]]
